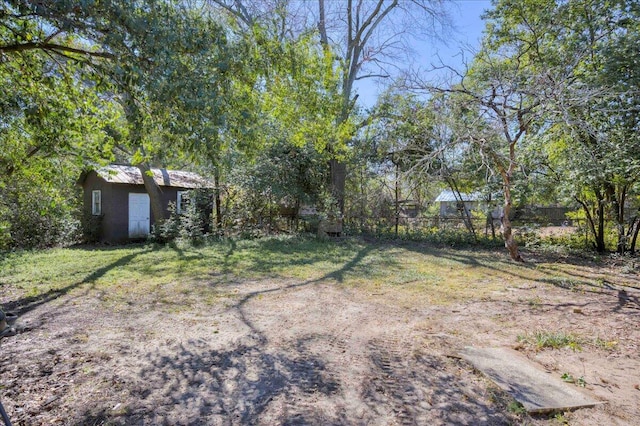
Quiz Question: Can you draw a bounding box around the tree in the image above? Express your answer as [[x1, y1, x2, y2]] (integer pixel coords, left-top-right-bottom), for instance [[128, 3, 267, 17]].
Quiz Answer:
[[0, 1, 120, 177], [405, 0, 640, 259], [2, 1, 244, 231], [484, 0, 640, 253], [362, 90, 442, 234], [101, 2, 238, 226], [0, 1, 122, 248], [208, 0, 450, 213], [410, 46, 545, 261]]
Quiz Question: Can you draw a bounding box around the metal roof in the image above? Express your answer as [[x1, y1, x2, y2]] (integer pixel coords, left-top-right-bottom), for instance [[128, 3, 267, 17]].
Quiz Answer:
[[434, 190, 482, 202], [95, 165, 210, 189]]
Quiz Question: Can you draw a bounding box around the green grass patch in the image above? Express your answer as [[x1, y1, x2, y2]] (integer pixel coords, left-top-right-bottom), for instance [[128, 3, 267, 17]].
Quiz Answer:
[[0, 235, 625, 312], [517, 330, 582, 351], [593, 337, 618, 351]]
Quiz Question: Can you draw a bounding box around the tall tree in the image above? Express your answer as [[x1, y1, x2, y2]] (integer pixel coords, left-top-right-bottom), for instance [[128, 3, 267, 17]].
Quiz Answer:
[[104, 1, 235, 226], [208, 0, 449, 213], [3, 1, 241, 228], [0, 1, 119, 176], [410, 47, 545, 261], [0, 1, 122, 247], [485, 0, 640, 253]]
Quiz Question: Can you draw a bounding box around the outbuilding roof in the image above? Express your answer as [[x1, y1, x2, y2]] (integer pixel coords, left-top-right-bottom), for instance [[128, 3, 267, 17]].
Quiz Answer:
[[87, 165, 210, 189], [434, 190, 482, 202]]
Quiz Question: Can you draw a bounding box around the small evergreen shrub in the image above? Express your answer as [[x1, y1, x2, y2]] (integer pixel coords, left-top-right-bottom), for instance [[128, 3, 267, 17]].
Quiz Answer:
[[151, 198, 208, 246]]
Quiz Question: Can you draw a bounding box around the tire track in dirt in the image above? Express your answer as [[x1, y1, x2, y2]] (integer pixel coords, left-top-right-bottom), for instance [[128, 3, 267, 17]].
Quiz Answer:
[[265, 287, 358, 423], [364, 334, 424, 425], [254, 283, 431, 424], [4, 251, 640, 425], [274, 333, 343, 425]]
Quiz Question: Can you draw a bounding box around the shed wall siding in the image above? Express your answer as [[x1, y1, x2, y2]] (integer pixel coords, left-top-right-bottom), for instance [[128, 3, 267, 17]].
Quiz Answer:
[[82, 171, 187, 242]]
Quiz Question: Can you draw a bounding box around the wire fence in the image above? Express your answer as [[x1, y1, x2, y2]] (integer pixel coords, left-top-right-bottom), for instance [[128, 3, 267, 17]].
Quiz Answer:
[[249, 210, 596, 248]]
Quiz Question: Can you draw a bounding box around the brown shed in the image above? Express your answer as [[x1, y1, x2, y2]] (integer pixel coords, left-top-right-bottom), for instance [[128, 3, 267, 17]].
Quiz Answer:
[[78, 165, 209, 242]]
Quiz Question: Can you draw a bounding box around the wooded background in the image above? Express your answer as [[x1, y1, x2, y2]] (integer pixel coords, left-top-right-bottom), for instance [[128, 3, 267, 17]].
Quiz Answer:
[[1, 0, 639, 257]]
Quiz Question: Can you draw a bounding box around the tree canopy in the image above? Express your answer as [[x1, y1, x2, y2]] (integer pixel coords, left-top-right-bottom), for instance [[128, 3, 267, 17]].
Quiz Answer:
[[1, 0, 639, 256]]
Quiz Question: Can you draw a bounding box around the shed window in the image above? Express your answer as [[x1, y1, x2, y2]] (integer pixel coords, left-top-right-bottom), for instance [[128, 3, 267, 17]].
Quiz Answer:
[[177, 191, 189, 214], [92, 190, 102, 215]]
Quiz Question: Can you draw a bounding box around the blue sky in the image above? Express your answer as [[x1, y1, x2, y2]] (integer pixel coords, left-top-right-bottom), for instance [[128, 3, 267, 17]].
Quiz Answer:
[[355, 0, 492, 107]]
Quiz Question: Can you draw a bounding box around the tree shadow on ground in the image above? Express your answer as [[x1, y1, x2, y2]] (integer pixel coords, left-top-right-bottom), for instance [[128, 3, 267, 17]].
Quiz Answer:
[[3, 249, 150, 317], [111, 337, 513, 425], [70, 243, 517, 425], [363, 340, 514, 425], [206, 237, 379, 278], [123, 337, 344, 425], [398, 241, 640, 317], [229, 244, 379, 340]]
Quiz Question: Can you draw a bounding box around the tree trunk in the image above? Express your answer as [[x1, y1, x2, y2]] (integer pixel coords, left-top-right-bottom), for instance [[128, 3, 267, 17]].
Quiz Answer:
[[136, 163, 167, 227], [614, 186, 627, 254], [501, 200, 523, 262], [214, 167, 222, 229], [485, 193, 496, 239], [360, 165, 367, 230], [445, 176, 476, 239], [329, 158, 346, 214], [605, 183, 626, 254], [394, 162, 399, 237], [575, 196, 604, 252], [121, 94, 166, 230], [499, 170, 523, 262], [595, 199, 606, 253], [488, 213, 496, 239], [630, 215, 640, 255]]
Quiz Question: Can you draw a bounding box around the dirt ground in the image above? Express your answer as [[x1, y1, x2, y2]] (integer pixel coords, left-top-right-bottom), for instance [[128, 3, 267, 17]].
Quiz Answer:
[[1, 249, 639, 425]]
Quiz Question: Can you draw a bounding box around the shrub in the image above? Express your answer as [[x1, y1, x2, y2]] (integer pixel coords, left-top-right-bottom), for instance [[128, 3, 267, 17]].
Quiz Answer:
[[81, 211, 103, 243], [150, 198, 208, 245], [0, 182, 81, 249]]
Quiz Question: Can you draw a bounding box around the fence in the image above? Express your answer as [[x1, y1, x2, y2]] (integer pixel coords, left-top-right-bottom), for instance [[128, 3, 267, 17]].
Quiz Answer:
[[343, 216, 501, 238], [255, 207, 584, 239]]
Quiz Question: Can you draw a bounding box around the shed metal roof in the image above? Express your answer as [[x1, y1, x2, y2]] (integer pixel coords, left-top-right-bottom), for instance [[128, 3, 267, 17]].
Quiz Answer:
[[434, 190, 482, 202], [95, 165, 210, 189]]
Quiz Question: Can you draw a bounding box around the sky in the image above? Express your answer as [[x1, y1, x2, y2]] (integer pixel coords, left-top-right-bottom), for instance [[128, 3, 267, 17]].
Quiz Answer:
[[355, 0, 492, 108]]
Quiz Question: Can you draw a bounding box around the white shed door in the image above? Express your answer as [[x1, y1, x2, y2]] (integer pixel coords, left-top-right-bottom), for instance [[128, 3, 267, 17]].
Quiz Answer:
[[128, 193, 150, 238]]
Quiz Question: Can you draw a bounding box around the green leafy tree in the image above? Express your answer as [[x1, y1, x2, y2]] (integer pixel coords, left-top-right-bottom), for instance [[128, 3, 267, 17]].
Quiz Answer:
[[485, 0, 640, 253], [209, 0, 450, 213], [360, 91, 441, 233], [216, 26, 353, 225], [3, 1, 243, 230], [414, 53, 543, 261], [0, 1, 121, 247]]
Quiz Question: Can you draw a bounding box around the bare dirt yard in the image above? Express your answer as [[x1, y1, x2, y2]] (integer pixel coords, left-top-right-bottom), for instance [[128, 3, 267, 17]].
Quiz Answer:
[[0, 238, 639, 425]]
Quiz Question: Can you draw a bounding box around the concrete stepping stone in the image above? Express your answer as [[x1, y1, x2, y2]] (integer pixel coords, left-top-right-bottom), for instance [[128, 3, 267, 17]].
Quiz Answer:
[[459, 347, 605, 414]]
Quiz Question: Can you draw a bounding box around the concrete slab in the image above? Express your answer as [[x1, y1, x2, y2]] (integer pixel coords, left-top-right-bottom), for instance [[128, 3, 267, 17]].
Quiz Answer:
[[459, 347, 605, 414]]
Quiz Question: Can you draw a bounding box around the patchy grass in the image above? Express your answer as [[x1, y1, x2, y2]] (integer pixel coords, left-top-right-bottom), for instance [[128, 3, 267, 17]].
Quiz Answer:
[[593, 336, 619, 351], [517, 330, 622, 353], [516, 330, 583, 351], [1, 236, 639, 425], [0, 236, 634, 313]]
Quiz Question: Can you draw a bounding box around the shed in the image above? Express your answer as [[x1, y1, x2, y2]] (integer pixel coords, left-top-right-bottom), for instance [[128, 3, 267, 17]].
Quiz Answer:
[[434, 190, 482, 217], [78, 165, 209, 242]]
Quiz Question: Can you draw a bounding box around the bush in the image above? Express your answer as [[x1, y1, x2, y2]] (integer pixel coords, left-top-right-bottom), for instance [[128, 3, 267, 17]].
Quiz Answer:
[[344, 218, 503, 249], [0, 182, 81, 250], [81, 211, 103, 243], [150, 198, 208, 245], [516, 224, 591, 253]]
